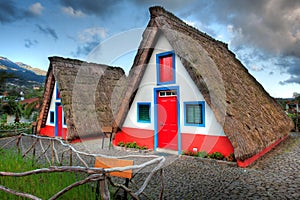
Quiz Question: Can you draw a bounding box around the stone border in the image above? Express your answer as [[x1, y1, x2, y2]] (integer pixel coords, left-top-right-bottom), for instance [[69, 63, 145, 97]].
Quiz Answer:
[[113, 145, 152, 154], [179, 155, 237, 167]]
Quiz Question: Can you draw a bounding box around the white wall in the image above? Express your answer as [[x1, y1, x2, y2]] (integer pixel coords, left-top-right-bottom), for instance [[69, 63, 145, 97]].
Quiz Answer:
[[123, 34, 225, 136], [45, 82, 67, 128]]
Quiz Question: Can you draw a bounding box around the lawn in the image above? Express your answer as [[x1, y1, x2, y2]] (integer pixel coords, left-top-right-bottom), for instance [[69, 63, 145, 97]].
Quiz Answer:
[[0, 148, 98, 199]]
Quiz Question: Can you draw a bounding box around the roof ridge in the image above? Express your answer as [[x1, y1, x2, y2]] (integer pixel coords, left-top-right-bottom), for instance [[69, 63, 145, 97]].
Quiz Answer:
[[149, 6, 228, 49]]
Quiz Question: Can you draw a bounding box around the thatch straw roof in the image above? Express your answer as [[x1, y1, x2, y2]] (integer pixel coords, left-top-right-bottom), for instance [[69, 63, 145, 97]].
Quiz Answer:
[[37, 57, 125, 140], [113, 6, 293, 161]]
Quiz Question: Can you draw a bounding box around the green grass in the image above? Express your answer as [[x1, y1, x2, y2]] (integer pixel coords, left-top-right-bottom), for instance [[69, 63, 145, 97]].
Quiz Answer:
[[0, 149, 98, 199]]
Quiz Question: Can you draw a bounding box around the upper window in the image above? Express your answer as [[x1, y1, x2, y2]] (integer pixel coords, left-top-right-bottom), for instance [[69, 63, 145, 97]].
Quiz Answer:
[[156, 51, 175, 85], [56, 83, 60, 100], [50, 111, 55, 124], [184, 101, 205, 127], [137, 103, 151, 123]]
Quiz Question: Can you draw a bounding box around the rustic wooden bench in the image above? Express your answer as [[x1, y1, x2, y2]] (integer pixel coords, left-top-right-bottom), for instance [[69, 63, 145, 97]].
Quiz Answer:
[[94, 157, 134, 199]]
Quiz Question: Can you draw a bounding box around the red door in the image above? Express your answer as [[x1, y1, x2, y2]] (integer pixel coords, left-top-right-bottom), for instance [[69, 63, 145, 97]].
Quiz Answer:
[[157, 90, 178, 150], [56, 105, 63, 137]]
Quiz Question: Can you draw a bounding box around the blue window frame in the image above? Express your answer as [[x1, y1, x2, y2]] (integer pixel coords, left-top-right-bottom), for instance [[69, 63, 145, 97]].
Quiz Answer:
[[63, 110, 66, 125], [184, 101, 205, 127], [50, 111, 55, 124], [137, 102, 151, 123], [156, 51, 175, 85]]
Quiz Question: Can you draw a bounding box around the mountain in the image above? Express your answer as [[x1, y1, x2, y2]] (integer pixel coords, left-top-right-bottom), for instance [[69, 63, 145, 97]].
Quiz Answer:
[[15, 62, 47, 76], [0, 56, 46, 90]]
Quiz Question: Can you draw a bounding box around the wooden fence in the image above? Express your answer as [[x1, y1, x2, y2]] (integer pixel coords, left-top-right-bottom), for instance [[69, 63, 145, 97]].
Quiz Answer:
[[0, 133, 165, 200]]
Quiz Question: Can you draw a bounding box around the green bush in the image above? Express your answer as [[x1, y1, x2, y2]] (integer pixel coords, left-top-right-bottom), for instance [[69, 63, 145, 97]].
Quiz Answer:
[[118, 141, 148, 150], [196, 151, 208, 158], [207, 152, 224, 160], [117, 141, 125, 147]]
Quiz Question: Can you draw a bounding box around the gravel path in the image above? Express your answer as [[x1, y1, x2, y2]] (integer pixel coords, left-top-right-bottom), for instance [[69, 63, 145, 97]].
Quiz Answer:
[[71, 133, 300, 199], [1, 133, 299, 199]]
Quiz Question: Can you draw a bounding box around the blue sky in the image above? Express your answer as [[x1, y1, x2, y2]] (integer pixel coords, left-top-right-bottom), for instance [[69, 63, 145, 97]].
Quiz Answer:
[[1, 0, 299, 98]]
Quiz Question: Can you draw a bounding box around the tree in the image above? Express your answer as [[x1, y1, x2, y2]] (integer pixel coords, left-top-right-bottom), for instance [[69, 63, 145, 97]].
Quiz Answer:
[[0, 71, 16, 94]]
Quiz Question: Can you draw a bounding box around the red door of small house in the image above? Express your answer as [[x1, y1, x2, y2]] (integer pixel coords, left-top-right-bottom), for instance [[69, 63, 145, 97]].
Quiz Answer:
[[157, 90, 178, 150], [56, 105, 63, 137]]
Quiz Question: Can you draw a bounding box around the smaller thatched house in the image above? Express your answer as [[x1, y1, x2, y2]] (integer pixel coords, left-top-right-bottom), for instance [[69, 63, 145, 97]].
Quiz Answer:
[[37, 57, 124, 141], [112, 6, 293, 167]]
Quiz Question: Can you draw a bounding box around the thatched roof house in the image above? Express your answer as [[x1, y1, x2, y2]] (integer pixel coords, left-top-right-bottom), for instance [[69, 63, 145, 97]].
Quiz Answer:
[[113, 6, 293, 167], [37, 57, 124, 141]]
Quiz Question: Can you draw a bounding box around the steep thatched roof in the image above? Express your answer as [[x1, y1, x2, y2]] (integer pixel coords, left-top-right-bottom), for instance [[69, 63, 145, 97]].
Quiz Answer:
[[37, 57, 125, 140], [113, 6, 293, 161]]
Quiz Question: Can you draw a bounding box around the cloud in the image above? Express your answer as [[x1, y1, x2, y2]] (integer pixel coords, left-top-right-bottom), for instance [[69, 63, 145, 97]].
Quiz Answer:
[[36, 24, 58, 40], [178, 0, 300, 84], [73, 27, 107, 56], [73, 41, 100, 57], [132, 0, 197, 10], [0, 1, 21, 23], [62, 6, 85, 17], [0, 2, 44, 23], [249, 65, 263, 72], [78, 27, 107, 43], [24, 39, 38, 48], [59, 0, 121, 17], [28, 2, 44, 16]]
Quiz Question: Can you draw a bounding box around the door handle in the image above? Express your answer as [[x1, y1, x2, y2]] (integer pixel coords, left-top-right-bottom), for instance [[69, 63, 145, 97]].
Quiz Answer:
[[160, 122, 164, 126]]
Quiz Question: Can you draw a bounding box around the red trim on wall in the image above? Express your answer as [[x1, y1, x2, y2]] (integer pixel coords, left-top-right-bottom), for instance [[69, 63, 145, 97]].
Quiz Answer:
[[114, 127, 234, 157], [237, 134, 289, 167], [181, 133, 234, 157], [113, 127, 154, 149], [39, 125, 68, 140]]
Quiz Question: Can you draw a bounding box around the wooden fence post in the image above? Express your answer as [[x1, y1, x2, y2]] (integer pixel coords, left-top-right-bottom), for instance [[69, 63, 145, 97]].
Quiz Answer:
[[51, 140, 55, 165], [69, 148, 73, 166], [99, 175, 110, 200]]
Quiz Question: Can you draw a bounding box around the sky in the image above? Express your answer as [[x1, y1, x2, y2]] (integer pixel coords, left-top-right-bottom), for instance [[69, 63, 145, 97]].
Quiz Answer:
[[0, 0, 299, 98]]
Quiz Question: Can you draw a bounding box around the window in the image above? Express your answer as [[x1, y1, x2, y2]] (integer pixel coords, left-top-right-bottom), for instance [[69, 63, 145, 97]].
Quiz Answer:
[[50, 111, 55, 124], [156, 51, 175, 85], [159, 90, 177, 97], [137, 103, 151, 123], [63, 111, 66, 125], [56, 83, 60, 100], [184, 101, 205, 126]]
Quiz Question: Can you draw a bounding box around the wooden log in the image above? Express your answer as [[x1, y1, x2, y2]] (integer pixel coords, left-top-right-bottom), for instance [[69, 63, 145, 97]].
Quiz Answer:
[[99, 176, 110, 200], [0, 185, 41, 200]]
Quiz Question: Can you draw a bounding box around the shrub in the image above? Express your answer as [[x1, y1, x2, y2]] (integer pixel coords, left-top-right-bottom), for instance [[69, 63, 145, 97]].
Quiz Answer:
[[117, 141, 125, 147], [225, 153, 236, 162], [196, 151, 207, 158], [118, 141, 148, 150], [207, 152, 224, 160]]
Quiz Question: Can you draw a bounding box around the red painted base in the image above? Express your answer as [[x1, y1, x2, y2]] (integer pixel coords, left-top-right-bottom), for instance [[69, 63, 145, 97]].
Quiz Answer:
[[181, 133, 234, 157], [237, 134, 289, 167], [113, 127, 154, 149], [114, 127, 234, 157], [39, 125, 68, 140]]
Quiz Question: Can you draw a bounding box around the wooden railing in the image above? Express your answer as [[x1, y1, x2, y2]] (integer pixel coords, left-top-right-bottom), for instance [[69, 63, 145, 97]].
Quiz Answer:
[[0, 133, 165, 200]]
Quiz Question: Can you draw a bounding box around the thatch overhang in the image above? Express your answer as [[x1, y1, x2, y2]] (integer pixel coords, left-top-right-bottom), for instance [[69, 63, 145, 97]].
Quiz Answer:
[[37, 56, 125, 141], [113, 6, 293, 161]]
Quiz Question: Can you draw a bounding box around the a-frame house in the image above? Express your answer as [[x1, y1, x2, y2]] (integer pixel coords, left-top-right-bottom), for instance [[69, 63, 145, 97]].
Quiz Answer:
[[112, 6, 293, 167], [37, 57, 124, 141]]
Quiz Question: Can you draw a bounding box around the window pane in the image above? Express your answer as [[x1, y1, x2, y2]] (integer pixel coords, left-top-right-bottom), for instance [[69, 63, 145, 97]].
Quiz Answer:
[[159, 55, 173, 82], [185, 103, 204, 125], [138, 104, 150, 122], [50, 111, 54, 123], [186, 105, 194, 123]]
